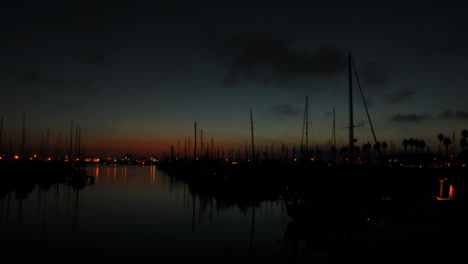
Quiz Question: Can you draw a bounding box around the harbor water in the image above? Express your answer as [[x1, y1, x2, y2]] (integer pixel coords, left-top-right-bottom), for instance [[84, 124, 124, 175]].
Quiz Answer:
[[1, 165, 295, 263]]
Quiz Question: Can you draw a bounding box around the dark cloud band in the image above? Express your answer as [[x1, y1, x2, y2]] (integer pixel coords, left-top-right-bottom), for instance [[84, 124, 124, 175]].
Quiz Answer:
[[391, 113, 430, 122]]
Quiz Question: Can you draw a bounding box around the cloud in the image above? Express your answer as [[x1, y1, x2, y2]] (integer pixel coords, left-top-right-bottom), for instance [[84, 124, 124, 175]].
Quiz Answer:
[[456, 111, 468, 120], [391, 113, 430, 123], [78, 48, 106, 65], [438, 109, 468, 120], [8, 69, 95, 95], [73, 79, 99, 94], [271, 104, 301, 116], [359, 61, 392, 86], [383, 89, 414, 104], [438, 109, 454, 119], [212, 33, 346, 87], [16, 71, 68, 91]]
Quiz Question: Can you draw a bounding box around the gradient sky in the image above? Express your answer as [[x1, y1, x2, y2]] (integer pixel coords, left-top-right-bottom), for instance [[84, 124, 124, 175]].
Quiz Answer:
[[1, 0, 467, 157]]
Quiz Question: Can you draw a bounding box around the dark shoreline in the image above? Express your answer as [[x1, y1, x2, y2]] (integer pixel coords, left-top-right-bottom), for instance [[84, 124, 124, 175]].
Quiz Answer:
[[0, 160, 93, 199]]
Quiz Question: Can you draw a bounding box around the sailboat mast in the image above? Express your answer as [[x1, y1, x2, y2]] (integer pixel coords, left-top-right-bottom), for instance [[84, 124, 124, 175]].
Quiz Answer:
[[78, 127, 81, 160], [332, 107, 336, 162], [250, 108, 255, 162], [69, 120, 73, 161], [75, 125, 79, 160], [305, 96, 309, 152], [22, 112, 25, 158], [350, 56, 380, 158], [300, 96, 309, 157], [348, 53, 354, 164], [58, 132, 61, 160], [46, 128, 49, 158], [0, 116, 3, 155], [194, 122, 197, 159], [333, 107, 336, 149]]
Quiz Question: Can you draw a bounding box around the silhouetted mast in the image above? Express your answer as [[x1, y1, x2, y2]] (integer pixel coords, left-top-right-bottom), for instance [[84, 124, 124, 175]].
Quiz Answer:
[[78, 127, 81, 160], [0, 116, 3, 154], [194, 122, 197, 159], [348, 54, 354, 164], [306, 97, 309, 152], [21, 112, 25, 158], [40, 132, 43, 157], [300, 96, 310, 158], [332, 107, 336, 161], [350, 55, 380, 158], [58, 132, 61, 160], [46, 128, 49, 158], [250, 108, 255, 162], [333, 107, 336, 149], [69, 120, 73, 161], [75, 125, 78, 160]]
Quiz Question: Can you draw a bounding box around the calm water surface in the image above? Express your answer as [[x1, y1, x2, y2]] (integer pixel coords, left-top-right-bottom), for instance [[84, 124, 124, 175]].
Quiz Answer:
[[1, 165, 294, 262]]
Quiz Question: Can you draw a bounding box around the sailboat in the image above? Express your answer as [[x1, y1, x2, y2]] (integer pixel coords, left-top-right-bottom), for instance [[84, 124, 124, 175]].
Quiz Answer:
[[347, 53, 380, 164], [283, 53, 380, 222]]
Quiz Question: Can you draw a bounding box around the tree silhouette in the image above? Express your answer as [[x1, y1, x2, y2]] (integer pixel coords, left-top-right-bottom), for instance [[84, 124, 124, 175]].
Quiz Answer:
[[462, 129, 468, 139], [443, 137, 452, 157], [438, 133, 445, 154], [382, 141, 388, 156], [362, 142, 371, 163], [408, 138, 415, 154], [414, 139, 420, 153], [373, 142, 381, 152], [460, 129, 468, 152], [418, 140, 426, 153], [402, 139, 409, 155], [460, 138, 467, 152]]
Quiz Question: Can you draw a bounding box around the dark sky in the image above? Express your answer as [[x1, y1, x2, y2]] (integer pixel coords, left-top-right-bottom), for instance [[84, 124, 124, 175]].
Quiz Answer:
[[1, 0, 467, 157]]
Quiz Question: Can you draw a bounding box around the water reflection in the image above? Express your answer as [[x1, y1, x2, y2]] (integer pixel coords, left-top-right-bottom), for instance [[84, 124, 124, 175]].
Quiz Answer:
[[1, 165, 294, 262], [2, 164, 399, 263]]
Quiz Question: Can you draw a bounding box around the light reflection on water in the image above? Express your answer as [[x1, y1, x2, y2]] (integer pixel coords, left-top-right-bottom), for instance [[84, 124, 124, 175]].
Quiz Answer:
[[0, 165, 291, 262]]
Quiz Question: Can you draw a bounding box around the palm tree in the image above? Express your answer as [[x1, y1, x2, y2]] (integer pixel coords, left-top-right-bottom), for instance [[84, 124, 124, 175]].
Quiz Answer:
[[362, 142, 371, 163], [402, 139, 409, 155], [438, 133, 445, 154], [382, 141, 388, 156], [408, 138, 415, 154], [419, 140, 426, 153], [460, 138, 468, 152], [373, 142, 381, 152], [461, 130, 468, 152], [363, 142, 372, 151], [414, 139, 420, 153], [443, 137, 452, 157], [462, 129, 468, 139]]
